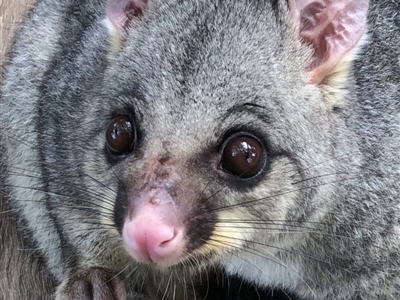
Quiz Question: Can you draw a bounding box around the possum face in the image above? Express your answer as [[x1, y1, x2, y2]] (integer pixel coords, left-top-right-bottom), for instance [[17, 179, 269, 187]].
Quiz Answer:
[[83, 0, 368, 273]]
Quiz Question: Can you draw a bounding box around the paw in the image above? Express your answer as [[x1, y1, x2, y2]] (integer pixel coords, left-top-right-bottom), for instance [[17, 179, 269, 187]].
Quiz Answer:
[[55, 268, 126, 300]]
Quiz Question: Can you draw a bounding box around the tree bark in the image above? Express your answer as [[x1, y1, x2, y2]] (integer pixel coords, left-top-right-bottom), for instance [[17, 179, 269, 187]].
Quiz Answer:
[[1, 0, 36, 65]]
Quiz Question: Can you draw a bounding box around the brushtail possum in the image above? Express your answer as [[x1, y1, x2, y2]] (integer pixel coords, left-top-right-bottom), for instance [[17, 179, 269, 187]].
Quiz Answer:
[[1, 0, 399, 299]]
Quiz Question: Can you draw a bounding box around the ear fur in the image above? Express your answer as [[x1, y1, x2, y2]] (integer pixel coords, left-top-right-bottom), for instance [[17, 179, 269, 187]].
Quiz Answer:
[[289, 0, 369, 85], [104, 0, 148, 51]]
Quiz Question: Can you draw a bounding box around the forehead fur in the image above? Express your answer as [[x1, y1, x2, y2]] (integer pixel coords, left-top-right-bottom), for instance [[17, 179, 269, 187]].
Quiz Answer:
[[105, 1, 312, 106]]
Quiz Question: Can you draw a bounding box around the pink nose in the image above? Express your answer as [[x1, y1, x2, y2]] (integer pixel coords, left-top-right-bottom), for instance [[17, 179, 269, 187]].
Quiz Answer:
[[123, 220, 184, 265]]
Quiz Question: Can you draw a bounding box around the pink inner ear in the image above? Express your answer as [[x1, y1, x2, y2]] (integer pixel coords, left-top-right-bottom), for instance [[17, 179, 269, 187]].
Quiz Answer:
[[293, 0, 368, 84], [107, 0, 148, 37]]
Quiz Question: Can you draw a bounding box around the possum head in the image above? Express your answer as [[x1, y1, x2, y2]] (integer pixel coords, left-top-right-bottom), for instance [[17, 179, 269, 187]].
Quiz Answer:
[[86, 0, 368, 277]]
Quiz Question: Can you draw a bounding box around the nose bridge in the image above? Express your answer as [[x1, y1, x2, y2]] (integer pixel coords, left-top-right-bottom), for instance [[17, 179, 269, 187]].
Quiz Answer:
[[150, 99, 208, 144], [143, 155, 182, 188], [147, 129, 189, 164], [142, 102, 210, 180]]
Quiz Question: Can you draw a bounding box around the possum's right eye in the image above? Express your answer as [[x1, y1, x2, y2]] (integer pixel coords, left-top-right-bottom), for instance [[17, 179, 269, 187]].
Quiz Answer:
[[219, 133, 266, 179], [105, 115, 135, 155]]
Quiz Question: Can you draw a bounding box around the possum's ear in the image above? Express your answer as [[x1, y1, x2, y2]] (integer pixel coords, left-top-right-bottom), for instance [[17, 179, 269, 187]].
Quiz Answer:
[[105, 0, 148, 49], [289, 0, 369, 84]]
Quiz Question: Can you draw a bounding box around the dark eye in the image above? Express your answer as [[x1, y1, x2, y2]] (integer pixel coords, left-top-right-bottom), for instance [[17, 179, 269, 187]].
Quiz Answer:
[[105, 115, 135, 155], [220, 134, 266, 178]]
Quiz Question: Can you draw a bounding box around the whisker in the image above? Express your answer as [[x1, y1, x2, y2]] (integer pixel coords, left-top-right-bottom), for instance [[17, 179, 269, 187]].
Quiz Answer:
[[205, 238, 318, 298], [3, 185, 116, 214], [213, 233, 358, 277], [205, 176, 359, 214], [4, 170, 118, 206]]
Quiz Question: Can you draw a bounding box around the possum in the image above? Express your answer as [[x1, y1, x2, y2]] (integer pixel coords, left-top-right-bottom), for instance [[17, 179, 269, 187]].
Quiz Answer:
[[1, 0, 400, 299]]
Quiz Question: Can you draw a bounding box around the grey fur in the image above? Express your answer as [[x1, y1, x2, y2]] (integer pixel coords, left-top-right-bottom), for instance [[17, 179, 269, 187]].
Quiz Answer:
[[1, 0, 399, 299], [0, 176, 56, 299]]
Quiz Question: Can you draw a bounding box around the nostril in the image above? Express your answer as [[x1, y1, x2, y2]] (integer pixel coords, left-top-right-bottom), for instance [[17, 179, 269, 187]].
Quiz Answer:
[[158, 229, 179, 247], [145, 226, 184, 262], [123, 218, 185, 265], [159, 240, 170, 247]]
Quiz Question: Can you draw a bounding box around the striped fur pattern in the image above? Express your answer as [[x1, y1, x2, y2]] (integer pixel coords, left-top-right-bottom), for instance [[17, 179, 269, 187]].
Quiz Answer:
[[1, 0, 399, 299]]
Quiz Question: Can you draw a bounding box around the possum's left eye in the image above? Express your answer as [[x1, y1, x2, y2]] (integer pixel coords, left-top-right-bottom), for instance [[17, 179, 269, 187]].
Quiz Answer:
[[219, 133, 266, 178], [105, 115, 135, 155]]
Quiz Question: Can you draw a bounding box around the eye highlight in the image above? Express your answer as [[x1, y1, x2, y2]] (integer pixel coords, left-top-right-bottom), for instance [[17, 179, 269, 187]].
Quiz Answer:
[[219, 133, 266, 179], [105, 115, 135, 155]]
